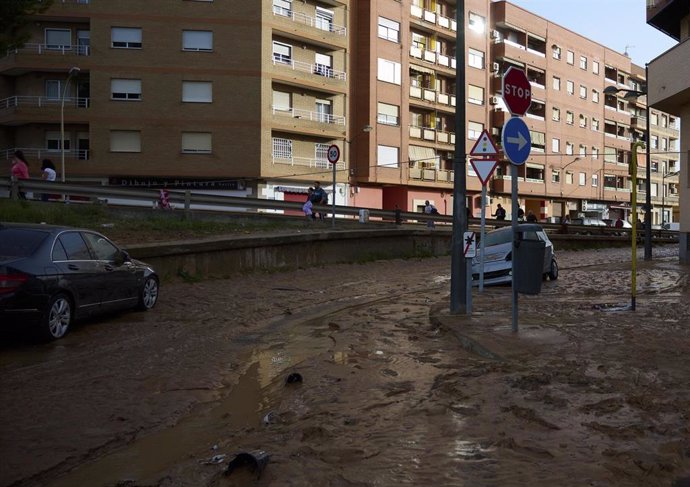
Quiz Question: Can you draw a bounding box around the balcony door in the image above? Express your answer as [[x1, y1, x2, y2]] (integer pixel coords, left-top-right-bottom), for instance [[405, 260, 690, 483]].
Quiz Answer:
[[315, 99, 332, 123], [45, 29, 71, 50], [77, 30, 90, 55]]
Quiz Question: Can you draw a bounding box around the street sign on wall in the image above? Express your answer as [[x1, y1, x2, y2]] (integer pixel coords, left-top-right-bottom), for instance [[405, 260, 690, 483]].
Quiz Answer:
[[502, 67, 532, 116]]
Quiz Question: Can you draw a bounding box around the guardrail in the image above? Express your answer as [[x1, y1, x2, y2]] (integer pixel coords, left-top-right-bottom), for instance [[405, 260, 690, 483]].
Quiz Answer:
[[0, 177, 680, 241]]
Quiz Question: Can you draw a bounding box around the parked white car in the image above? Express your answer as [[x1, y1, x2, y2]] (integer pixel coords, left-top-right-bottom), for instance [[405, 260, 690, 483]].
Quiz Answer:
[[471, 224, 558, 286]]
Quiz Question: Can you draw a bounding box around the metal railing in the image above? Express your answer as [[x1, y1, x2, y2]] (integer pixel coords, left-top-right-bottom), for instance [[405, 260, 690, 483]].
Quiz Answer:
[[272, 106, 345, 125], [272, 6, 346, 36], [4, 43, 90, 58], [0, 96, 90, 110], [2, 148, 89, 160], [271, 155, 345, 170], [271, 57, 346, 80]]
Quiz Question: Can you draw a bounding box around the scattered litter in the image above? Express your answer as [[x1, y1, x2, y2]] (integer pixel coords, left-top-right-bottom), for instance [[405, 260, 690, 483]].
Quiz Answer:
[[375, 350, 384, 355], [592, 303, 633, 312], [100, 223, 115, 228], [200, 454, 226, 465], [225, 450, 270, 479], [262, 411, 276, 425], [286, 372, 302, 384]]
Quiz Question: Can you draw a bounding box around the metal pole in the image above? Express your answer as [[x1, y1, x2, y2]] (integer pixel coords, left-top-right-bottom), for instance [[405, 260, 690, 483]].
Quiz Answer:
[[644, 64, 652, 260], [60, 83, 68, 184], [332, 162, 336, 228], [479, 184, 487, 291], [450, 0, 467, 314], [511, 164, 519, 331], [631, 141, 644, 310]]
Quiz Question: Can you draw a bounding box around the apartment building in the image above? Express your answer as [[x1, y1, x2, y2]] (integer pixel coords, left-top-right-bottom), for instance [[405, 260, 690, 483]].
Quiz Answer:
[[1, 0, 350, 202], [1, 0, 681, 227], [646, 0, 689, 263]]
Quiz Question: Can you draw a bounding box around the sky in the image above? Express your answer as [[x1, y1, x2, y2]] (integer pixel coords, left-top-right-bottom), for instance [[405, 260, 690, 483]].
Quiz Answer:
[[506, 0, 677, 66]]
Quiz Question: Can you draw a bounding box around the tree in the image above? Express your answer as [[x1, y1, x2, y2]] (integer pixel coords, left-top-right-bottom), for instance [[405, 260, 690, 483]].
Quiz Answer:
[[0, 0, 54, 53]]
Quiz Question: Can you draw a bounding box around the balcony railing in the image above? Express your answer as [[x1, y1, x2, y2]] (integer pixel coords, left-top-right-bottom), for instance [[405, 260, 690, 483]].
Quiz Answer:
[[409, 166, 453, 183], [0, 96, 89, 110], [3, 147, 89, 161], [272, 106, 345, 126], [272, 6, 346, 36], [409, 86, 456, 107], [272, 154, 345, 170], [409, 125, 455, 145], [272, 57, 346, 81], [4, 43, 90, 58], [409, 46, 456, 70], [410, 5, 457, 32]]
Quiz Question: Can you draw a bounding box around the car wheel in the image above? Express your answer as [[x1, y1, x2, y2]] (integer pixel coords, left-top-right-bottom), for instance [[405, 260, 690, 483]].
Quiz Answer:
[[548, 259, 559, 280], [40, 294, 72, 341], [137, 276, 159, 310]]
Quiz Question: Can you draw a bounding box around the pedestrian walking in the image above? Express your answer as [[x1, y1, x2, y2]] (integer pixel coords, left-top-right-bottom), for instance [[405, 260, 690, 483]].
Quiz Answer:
[[311, 181, 328, 220], [493, 204, 506, 220], [424, 200, 437, 228], [517, 207, 525, 222], [10, 150, 30, 200], [40, 159, 56, 202], [526, 210, 537, 223], [303, 187, 314, 222]]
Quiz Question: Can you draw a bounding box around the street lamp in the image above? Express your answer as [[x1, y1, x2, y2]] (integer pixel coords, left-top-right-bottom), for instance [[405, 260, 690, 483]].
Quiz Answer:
[[661, 169, 680, 227], [60, 66, 80, 184], [603, 67, 651, 260], [558, 156, 580, 216]]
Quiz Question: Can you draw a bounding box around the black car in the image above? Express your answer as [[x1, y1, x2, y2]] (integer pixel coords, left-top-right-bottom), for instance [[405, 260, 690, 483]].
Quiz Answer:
[[0, 222, 159, 340]]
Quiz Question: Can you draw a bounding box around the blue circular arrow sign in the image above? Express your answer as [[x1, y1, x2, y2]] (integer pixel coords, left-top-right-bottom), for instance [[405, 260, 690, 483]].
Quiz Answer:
[[502, 117, 531, 165]]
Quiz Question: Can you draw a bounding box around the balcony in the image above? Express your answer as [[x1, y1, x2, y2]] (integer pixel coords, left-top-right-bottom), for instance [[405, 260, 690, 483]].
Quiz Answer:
[[409, 86, 455, 108], [272, 154, 345, 171], [409, 126, 455, 145], [2, 147, 89, 161], [272, 6, 346, 36], [410, 5, 457, 34], [1, 44, 89, 74], [647, 0, 684, 41], [409, 165, 453, 184], [272, 106, 345, 126], [0, 96, 89, 124], [272, 57, 346, 82], [409, 46, 456, 70]]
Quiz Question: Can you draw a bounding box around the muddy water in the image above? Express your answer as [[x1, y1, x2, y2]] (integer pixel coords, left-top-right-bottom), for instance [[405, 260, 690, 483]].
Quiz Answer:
[[2, 247, 689, 487]]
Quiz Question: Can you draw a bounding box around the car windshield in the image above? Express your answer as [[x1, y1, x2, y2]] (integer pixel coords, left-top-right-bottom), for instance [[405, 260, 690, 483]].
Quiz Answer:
[[0, 228, 49, 258], [484, 228, 513, 247]]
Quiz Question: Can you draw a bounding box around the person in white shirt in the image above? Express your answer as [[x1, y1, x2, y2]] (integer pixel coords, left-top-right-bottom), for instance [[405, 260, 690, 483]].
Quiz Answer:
[[40, 159, 57, 201]]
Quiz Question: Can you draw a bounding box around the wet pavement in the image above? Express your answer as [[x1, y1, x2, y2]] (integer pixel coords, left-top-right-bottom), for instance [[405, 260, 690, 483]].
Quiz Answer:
[[0, 246, 688, 487]]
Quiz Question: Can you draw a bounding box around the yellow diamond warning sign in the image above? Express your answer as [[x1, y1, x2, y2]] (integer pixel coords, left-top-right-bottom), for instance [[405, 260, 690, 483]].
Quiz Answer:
[[469, 129, 499, 157]]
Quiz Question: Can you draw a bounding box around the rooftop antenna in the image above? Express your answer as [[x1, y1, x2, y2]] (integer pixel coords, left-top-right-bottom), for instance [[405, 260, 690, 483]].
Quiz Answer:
[[624, 45, 635, 57]]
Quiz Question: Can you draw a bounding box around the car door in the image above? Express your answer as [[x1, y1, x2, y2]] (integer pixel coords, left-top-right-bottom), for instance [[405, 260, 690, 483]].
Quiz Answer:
[[52, 231, 102, 317], [82, 232, 139, 312]]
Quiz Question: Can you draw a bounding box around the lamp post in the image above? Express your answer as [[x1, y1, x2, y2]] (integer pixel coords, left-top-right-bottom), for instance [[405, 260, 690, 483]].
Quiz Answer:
[[60, 66, 80, 184], [603, 67, 651, 260], [558, 156, 580, 218], [345, 124, 373, 188]]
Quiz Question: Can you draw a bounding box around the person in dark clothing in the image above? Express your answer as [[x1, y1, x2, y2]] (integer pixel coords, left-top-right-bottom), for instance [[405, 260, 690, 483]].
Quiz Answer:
[[526, 210, 537, 222], [493, 204, 506, 220], [311, 181, 328, 220]]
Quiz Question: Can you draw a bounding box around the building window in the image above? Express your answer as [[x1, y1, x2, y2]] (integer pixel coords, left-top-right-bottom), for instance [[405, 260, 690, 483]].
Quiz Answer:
[[552, 169, 560, 183], [552, 107, 560, 121], [182, 30, 213, 51], [592, 147, 599, 159], [468, 48, 484, 69], [314, 53, 333, 76], [45, 29, 71, 50], [111, 27, 142, 48], [579, 85, 587, 99], [378, 17, 400, 42], [566, 50, 574, 65], [651, 135, 658, 149], [181, 132, 212, 154], [45, 80, 62, 99], [468, 84, 484, 105], [592, 118, 600, 131], [273, 0, 291, 17], [552, 138, 560, 153], [593, 61, 599, 75], [579, 172, 586, 186], [468, 121, 483, 140], [111, 79, 141, 100], [315, 7, 334, 32], [661, 115, 668, 128], [651, 112, 658, 125], [468, 12, 485, 33], [377, 58, 401, 85], [566, 80, 574, 95], [315, 98, 332, 123], [579, 144, 586, 157], [592, 90, 599, 103], [377, 144, 399, 168], [377, 102, 399, 126], [272, 90, 291, 111], [566, 111, 574, 125], [552, 45, 561, 59], [272, 137, 292, 159], [566, 142, 574, 155], [182, 81, 212, 103], [552, 76, 560, 91], [579, 114, 587, 128], [110, 130, 141, 152], [272, 41, 292, 64], [565, 171, 573, 184], [46, 131, 70, 151], [592, 173, 598, 187], [579, 56, 587, 70]]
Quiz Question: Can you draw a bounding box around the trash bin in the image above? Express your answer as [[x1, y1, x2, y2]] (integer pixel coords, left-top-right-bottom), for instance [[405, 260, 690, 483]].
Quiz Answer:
[[513, 238, 546, 295], [358, 209, 369, 223]]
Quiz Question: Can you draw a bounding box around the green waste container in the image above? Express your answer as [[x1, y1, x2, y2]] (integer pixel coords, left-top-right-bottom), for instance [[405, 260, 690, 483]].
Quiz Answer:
[[514, 238, 546, 295]]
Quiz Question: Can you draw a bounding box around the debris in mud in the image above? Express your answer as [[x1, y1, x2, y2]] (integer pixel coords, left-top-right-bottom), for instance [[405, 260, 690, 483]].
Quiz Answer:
[[286, 372, 303, 384], [225, 450, 270, 479], [592, 302, 633, 312], [200, 454, 227, 465]]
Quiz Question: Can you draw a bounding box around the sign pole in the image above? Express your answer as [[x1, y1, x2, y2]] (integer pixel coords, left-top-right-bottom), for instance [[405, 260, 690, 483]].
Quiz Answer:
[[479, 184, 487, 292], [332, 161, 336, 228], [511, 164, 519, 332], [463, 231, 476, 315], [327, 144, 341, 229]]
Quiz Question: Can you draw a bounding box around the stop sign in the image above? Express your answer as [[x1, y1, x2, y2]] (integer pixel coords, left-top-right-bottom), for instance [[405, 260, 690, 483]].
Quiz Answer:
[[502, 66, 531, 116]]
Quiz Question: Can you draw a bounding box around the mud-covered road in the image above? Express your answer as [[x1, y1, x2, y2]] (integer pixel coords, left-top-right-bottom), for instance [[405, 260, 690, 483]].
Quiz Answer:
[[1, 246, 689, 487]]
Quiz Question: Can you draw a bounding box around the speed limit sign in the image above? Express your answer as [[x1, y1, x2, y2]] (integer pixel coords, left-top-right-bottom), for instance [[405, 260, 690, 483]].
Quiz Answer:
[[327, 144, 340, 164]]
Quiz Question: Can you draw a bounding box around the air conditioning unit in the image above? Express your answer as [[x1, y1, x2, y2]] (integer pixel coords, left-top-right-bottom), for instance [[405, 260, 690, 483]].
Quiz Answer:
[[489, 96, 499, 105], [490, 30, 500, 40], [491, 127, 500, 136], [492, 62, 500, 73]]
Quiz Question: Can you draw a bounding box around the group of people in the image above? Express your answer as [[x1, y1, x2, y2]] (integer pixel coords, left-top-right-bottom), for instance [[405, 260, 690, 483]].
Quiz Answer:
[[492, 203, 537, 222], [302, 181, 328, 221], [10, 150, 57, 201]]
